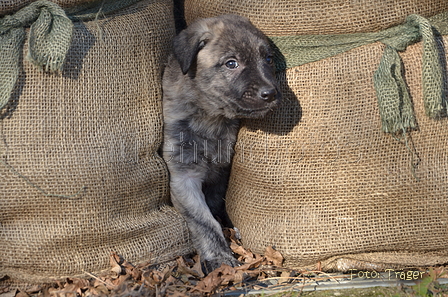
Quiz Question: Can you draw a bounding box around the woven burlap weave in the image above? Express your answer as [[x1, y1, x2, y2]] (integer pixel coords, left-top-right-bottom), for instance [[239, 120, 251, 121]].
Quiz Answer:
[[1, 0, 193, 283], [185, 1, 448, 270], [184, 0, 448, 35], [0, 0, 100, 15], [226, 39, 448, 270], [227, 39, 448, 268]]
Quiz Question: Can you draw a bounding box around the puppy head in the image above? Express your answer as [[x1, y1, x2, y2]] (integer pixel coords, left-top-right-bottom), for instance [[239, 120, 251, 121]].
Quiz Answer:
[[172, 14, 281, 119]]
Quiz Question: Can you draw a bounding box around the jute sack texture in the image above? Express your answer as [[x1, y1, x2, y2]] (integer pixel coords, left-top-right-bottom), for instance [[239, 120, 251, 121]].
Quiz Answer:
[[0, 0, 193, 283], [184, 0, 448, 35], [1, 0, 97, 15], [186, 1, 448, 271], [226, 37, 448, 270]]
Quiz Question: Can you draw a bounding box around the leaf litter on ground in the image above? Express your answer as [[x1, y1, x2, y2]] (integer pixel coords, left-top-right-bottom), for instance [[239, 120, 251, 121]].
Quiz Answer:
[[2, 227, 444, 296], [1, 227, 308, 296]]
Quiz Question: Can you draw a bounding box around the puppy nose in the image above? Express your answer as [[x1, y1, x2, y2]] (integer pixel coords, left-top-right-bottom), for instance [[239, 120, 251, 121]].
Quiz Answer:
[[259, 87, 277, 102]]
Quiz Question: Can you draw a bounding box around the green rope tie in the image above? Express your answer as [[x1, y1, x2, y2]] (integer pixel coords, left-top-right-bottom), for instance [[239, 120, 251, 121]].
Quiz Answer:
[[270, 12, 448, 134], [410, 14, 446, 119], [376, 14, 445, 133], [0, 0, 143, 112], [0, 1, 73, 110], [374, 45, 416, 133]]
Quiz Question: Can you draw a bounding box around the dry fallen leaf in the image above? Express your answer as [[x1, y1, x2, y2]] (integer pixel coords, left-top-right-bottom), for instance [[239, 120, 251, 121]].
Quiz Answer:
[[61, 278, 90, 296], [14, 290, 29, 297], [193, 264, 237, 293], [191, 256, 205, 278], [166, 291, 190, 297], [143, 265, 173, 288], [176, 256, 204, 278], [122, 257, 141, 280], [109, 252, 124, 277], [264, 246, 284, 267], [279, 270, 292, 284], [237, 253, 264, 271], [223, 227, 242, 245], [230, 242, 255, 263], [90, 284, 109, 296]]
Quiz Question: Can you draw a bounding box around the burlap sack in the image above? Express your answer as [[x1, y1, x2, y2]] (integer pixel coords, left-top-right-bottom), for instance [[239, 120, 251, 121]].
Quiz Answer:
[[1, 0, 95, 15], [183, 1, 448, 270], [184, 0, 448, 35], [1, 0, 193, 283], [226, 34, 448, 270]]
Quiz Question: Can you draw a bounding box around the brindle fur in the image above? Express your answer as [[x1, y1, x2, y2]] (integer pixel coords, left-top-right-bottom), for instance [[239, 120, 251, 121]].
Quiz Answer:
[[162, 14, 281, 273]]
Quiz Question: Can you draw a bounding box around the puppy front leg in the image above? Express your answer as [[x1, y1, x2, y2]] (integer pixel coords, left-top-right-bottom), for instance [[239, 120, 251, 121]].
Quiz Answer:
[[169, 169, 238, 272], [202, 168, 233, 228]]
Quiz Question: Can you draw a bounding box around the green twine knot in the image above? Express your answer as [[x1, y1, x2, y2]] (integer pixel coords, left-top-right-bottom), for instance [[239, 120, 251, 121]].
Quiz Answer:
[[0, 0, 73, 110], [374, 14, 446, 133], [270, 12, 447, 134]]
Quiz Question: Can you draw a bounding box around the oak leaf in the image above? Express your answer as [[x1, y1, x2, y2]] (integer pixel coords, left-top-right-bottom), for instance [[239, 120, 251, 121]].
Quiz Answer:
[[264, 246, 284, 267]]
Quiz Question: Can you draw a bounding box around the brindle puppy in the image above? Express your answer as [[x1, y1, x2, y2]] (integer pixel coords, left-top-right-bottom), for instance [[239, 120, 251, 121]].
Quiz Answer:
[[162, 14, 281, 272]]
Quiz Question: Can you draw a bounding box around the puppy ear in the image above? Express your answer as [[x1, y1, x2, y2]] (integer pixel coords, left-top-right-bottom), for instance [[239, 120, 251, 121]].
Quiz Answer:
[[173, 27, 208, 75]]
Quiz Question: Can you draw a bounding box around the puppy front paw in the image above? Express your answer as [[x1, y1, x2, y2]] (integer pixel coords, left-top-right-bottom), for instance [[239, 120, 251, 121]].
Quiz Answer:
[[202, 255, 240, 274]]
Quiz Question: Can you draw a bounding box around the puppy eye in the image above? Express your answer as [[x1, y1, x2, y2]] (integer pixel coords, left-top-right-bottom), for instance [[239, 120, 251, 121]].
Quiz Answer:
[[266, 55, 274, 64], [225, 60, 239, 69]]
